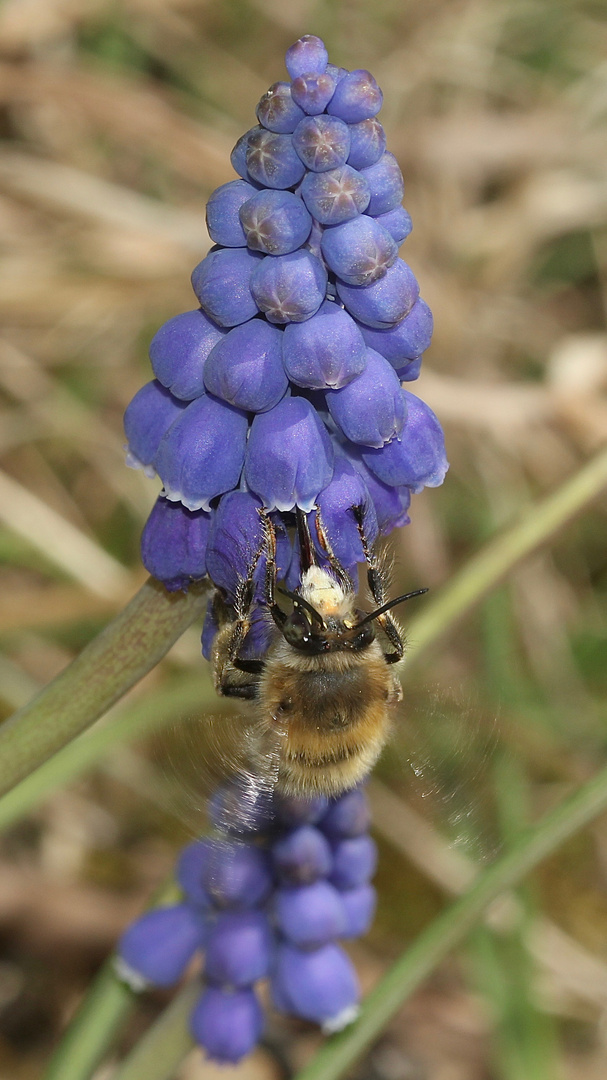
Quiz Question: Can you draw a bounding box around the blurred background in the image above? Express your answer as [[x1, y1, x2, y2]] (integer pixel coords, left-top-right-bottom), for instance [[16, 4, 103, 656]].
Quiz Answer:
[[0, 0, 607, 1077]]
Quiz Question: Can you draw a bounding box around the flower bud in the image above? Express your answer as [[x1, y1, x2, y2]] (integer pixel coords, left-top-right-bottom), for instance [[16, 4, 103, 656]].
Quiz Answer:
[[272, 941, 359, 1025], [256, 82, 305, 133], [191, 247, 262, 327], [321, 214, 397, 286], [282, 300, 367, 389], [272, 824, 333, 884], [340, 884, 377, 938], [250, 249, 327, 323], [360, 151, 405, 216], [176, 840, 213, 907], [206, 179, 256, 247], [327, 69, 383, 123], [203, 318, 288, 412], [301, 164, 370, 225], [330, 835, 378, 889], [190, 986, 264, 1064], [203, 840, 273, 909], [124, 380, 186, 474], [292, 115, 351, 172], [326, 348, 406, 448], [291, 72, 336, 116], [285, 34, 329, 79], [314, 456, 378, 568], [246, 128, 306, 189], [239, 188, 312, 256], [205, 910, 272, 987], [320, 788, 371, 839], [154, 394, 248, 511], [346, 118, 386, 169], [337, 258, 419, 329], [118, 903, 206, 987], [357, 297, 433, 367], [141, 497, 210, 591], [361, 391, 449, 492], [274, 880, 347, 947], [149, 309, 226, 401], [373, 205, 412, 244]]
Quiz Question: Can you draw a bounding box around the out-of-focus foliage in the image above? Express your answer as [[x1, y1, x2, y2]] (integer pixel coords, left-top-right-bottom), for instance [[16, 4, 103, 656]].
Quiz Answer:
[[0, 1, 606, 1077]]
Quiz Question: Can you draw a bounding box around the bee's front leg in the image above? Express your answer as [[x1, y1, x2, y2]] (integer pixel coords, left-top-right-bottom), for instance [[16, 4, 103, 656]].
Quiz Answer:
[[351, 504, 406, 664]]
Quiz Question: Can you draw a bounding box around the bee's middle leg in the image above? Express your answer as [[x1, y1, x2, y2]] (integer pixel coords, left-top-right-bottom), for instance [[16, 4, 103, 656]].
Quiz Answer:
[[351, 504, 405, 664]]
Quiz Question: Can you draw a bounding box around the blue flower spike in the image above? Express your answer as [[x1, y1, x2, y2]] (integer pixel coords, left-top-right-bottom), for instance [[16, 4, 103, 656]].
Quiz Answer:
[[120, 32, 449, 1065]]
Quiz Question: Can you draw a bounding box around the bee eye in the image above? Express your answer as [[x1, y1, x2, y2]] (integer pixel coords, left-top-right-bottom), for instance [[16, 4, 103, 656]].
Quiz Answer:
[[283, 609, 312, 648]]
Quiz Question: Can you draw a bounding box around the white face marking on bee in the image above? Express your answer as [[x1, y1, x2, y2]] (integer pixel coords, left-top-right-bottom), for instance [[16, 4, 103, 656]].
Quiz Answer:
[[298, 566, 353, 620]]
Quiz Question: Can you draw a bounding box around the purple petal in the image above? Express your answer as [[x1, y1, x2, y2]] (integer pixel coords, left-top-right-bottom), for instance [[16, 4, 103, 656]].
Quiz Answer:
[[154, 394, 248, 511], [272, 941, 359, 1025], [203, 318, 288, 412], [245, 396, 334, 512], [326, 348, 406, 447], [141, 496, 211, 591], [205, 910, 272, 987], [118, 903, 206, 987], [190, 986, 264, 1064], [124, 380, 187, 473], [149, 309, 226, 401], [361, 391, 448, 492]]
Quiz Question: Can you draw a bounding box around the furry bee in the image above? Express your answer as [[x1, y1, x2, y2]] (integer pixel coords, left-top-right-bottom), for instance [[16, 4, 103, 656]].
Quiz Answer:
[[208, 504, 426, 798]]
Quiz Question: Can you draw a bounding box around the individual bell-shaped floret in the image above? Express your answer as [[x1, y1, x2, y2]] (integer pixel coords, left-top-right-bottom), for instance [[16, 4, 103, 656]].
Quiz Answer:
[[230, 127, 263, 184], [118, 903, 207, 988], [292, 115, 351, 172], [340, 884, 377, 939], [361, 391, 449, 492], [204, 910, 272, 987], [314, 456, 378, 568], [373, 205, 412, 244], [320, 214, 397, 285], [239, 188, 312, 255], [190, 986, 264, 1065], [154, 394, 248, 511], [256, 82, 305, 133], [346, 118, 386, 169], [291, 72, 336, 115], [205, 489, 290, 601], [245, 396, 334, 512], [274, 793, 330, 826], [346, 446, 412, 534], [149, 309, 226, 401], [274, 880, 347, 947], [320, 788, 371, 839], [177, 840, 213, 907], [327, 69, 383, 123], [357, 297, 434, 367], [337, 258, 419, 328], [140, 496, 210, 592], [272, 941, 359, 1029], [329, 835, 378, 890], [250, 249, 327, 324], [246, 128, 306, 189], [301, 164, 370, 225], [285, 34, 329, 79], [206, 179, 256, 247], [202, 839, 273, 910], [191, 247, 262, 328], [360, 152, 405, 216], [272, 825, 333, 885], [282, 300, 367, 389], [203, 318, 288, 412], [326, 348, 406, 447], [124, 380, 187, 474]]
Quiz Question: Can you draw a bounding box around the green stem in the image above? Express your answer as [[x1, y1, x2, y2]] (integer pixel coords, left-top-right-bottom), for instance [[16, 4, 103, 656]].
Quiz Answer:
[[0, 675, 215, 833], [111, 982, 199, 1080], [0, 577, 209, 799], [405, 443, 607, 662], [44, 878, 181, 1080], [294, 759, 607, 1080]]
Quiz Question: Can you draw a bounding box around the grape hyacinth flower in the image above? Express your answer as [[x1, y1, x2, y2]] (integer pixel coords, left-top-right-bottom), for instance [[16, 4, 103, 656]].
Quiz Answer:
[[124, 31, 446, 598], [120, 32, 448, 1065], [118, 786, 377, 1063]]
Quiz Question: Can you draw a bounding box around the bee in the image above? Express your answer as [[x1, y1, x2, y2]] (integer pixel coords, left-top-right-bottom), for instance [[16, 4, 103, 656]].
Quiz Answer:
[[207, 504, 426, 799]]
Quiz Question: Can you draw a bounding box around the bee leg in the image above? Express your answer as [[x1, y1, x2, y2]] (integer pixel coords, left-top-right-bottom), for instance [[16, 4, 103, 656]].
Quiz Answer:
[[258, 508, 287, 630], [213, 540, 269, 698], [312, 507, 354, 593], [351, 504, 405, 664]]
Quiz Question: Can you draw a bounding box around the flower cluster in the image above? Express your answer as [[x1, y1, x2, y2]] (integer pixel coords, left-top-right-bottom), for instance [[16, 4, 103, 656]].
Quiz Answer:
[[124, 33, 447, 603], [117, 787, 376, 1064]]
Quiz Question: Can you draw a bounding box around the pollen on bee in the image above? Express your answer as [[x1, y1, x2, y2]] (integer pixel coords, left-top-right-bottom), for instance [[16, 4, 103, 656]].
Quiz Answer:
[[299, 565, 353, 619]]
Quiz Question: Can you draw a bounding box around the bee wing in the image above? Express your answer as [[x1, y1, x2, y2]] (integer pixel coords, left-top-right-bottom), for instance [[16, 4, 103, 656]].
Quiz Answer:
[[376, 683, 502, 872], [149, 704, 287, 838]]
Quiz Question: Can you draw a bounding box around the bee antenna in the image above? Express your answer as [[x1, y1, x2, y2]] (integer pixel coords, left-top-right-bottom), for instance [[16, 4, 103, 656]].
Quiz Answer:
[[277, 587, 325, 630], [357, 588, 429, 628], [295, 508, 317, 573]]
